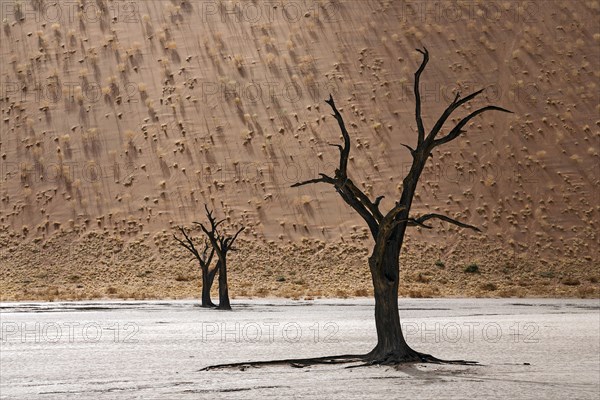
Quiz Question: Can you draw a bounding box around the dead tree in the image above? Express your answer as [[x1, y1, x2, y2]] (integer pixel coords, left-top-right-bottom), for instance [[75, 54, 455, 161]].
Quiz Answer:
[[197, 205, 245, 311], [173, 206, 244, 309], [201, 48, 512, 370], [173, 227, 218, 307]]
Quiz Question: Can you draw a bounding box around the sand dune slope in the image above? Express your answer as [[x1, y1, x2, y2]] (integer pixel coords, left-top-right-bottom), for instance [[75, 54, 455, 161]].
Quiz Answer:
[[0, 0, 598, 300]]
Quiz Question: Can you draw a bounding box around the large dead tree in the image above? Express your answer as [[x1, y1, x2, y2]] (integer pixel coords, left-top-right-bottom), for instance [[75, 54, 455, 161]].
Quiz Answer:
[[173, 227, 218, 307], [201, 48, 511, 369], [197, 205, 244, 311]]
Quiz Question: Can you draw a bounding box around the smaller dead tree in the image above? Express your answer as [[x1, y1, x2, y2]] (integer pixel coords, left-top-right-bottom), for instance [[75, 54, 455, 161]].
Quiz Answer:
[[174, 205, 244, 309], [173, 227, 219, 308], [197, 205, 245, 311]]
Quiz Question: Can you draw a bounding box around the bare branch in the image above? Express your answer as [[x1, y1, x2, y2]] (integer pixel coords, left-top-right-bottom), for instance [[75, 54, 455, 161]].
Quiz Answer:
[[195, 208, 226, 242], [196, 206, 223, 261], [200, 238, 210, 258], [201, 238, 215, 266], [204, 204, 213, 220], [324, 95, 386, 227], [335, 185, 380, 237], [405, 218, 433, 229], [349, 182, 383, 221], [400, 143, 416, 156], [290, 95, 385, 235], [414, 47, 429, 144], [198, 223, 213, 242], [432, 106, 513, 147], [411, 213, 481, 232], [197, 205, 246, 258], [226, 227, 245, 249], [325, 94, 351, 177], [425, 88, 486, 143], [328, 143, 343, 152], [291, 173, 335, 188], [173, 226, 200, 259], [173, 234, 195, 255], [202, 206, 213, 227]]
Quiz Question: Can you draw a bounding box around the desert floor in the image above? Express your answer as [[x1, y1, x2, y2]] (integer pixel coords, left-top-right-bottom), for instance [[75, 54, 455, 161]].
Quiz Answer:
[[1, 298, 599, 399]]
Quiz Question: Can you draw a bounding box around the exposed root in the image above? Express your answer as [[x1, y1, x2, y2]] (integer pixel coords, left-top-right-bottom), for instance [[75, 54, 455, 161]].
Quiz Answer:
[[199, 354, 366, 371], [199, 349, 478, 371], [350, 350, 478, 368], [412, 352, 478, 366]]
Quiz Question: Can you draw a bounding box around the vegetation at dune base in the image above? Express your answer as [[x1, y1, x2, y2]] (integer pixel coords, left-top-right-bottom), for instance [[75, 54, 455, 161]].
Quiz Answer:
[[464, 264, 480, 274]]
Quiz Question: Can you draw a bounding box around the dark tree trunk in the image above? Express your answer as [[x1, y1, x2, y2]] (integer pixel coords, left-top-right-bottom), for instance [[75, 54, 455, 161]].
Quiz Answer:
[[217, 260, 231, 310], [201, 264, 218, 308], [367, 226, 421, 363]]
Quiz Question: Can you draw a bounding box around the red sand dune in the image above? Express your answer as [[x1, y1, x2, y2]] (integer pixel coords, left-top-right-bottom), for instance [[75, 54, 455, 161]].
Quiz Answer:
[[0, 0, 598, 300]]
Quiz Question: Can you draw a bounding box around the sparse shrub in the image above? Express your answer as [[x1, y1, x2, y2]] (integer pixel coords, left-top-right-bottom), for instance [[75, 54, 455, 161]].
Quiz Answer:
[[561, 277, 580, 286], [408, 288, 435, 298], [577, 286, 597, 298], [233, 54, 244, 69], [464, 264, 480, 274], [175, 274, 192, 282], [434, 259, 445, 268], [265, 52, 276, 66]]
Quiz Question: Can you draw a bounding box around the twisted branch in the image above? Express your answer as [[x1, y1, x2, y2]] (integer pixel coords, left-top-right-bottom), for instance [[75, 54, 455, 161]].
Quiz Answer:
[[414, 47, 429, 144], [173, 226, 200, 259], [408, 213, 481, 232], [291, 173, 335, 188], [432, 105, 513, 147], [425, 88, 485, 143], [325, 94, 351, 178], [197, 206, 245, 256], [291, 95, 385, 236]]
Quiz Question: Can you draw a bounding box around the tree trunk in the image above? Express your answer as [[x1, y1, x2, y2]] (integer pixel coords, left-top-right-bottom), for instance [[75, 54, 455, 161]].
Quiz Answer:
[[201, 265, 217, 308], [217, 260, 231, 310], [367, 229, 420, 362]]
